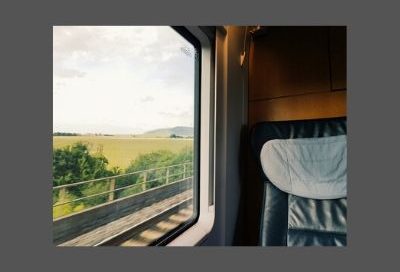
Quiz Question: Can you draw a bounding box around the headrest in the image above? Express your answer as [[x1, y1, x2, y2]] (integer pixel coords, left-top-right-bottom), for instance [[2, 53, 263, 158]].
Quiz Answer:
[[260, 135, 347, 199]]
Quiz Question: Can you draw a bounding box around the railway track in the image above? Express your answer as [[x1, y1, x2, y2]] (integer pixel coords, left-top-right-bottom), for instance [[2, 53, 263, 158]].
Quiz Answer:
[[101, 201, 193, 246], [58, 190, 193, 246]]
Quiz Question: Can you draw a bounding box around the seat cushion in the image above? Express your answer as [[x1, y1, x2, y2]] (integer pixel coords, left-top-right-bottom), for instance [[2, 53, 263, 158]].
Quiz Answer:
[[287, 195, 347, 246]]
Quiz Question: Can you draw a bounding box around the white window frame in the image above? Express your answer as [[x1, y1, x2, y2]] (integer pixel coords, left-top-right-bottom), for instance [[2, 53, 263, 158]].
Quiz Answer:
[[167, 26, 216, 246]]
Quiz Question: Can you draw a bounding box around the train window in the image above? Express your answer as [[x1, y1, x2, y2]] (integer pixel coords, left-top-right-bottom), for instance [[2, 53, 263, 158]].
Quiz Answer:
[[53, 26, 200, 246]]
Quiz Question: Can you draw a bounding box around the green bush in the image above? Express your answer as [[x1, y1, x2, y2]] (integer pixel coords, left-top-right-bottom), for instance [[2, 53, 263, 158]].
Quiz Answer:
[[53, 142, 194, 217], [53, 142, 113, 187], [115, 147, 193, 197]]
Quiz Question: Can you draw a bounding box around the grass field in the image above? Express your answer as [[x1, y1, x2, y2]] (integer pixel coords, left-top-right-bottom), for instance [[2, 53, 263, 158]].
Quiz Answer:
[[53, 136, 193, 169]]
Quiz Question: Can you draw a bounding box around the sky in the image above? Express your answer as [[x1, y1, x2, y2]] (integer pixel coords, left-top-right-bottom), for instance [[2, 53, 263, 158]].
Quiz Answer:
[[53, 26, 195, 134]]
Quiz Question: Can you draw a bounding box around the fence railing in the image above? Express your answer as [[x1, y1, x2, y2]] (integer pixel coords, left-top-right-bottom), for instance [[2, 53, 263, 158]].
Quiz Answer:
[[52, 161, 193, 219]]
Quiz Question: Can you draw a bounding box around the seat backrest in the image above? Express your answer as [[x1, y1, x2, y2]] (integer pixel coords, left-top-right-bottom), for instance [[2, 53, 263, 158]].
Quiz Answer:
[[250, 117, 347, 246]]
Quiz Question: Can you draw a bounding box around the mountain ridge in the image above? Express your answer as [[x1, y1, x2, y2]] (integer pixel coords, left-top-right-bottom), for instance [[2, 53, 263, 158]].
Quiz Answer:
[[139, 126, 193, 138]]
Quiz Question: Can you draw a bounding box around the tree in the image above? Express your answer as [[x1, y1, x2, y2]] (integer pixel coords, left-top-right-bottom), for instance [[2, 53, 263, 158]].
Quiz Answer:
[[52, 142, 113, 187], [170, 133, 183, 138], [115, 148, 194, 198], [53, 142, 115, 214], [117, 150, 176, 194]]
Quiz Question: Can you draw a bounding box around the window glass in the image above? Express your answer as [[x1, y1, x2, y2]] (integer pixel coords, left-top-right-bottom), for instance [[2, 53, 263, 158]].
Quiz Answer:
[[53, 26, 198, 246]]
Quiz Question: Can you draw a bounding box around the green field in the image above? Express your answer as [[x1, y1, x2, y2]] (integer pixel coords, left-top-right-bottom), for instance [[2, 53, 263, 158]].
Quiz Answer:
[[53, 136, 193, 169]]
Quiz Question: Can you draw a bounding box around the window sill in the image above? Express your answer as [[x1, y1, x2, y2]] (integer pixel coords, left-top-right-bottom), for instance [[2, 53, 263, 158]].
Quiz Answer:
[[167, 205, 214, 246]]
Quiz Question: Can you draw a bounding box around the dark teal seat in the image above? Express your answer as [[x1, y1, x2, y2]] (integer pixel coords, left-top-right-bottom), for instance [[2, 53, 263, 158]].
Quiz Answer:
[[250, 117, 347, 246]]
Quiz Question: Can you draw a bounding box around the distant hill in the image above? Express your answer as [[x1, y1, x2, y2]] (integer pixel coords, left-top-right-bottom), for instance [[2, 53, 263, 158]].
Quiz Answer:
[[139, 126, 193, 138]]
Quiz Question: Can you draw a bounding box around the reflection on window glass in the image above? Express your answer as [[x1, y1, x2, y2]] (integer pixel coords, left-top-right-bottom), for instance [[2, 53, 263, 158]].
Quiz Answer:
[[53, 26, 197, 246]]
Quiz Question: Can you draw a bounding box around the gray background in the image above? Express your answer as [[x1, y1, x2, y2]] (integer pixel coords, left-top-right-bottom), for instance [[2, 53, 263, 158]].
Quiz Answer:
[[1, 0, 399, 271]]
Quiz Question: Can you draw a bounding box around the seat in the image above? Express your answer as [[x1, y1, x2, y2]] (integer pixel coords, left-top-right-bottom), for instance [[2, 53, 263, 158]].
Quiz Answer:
[[250, 117, 347, 246]]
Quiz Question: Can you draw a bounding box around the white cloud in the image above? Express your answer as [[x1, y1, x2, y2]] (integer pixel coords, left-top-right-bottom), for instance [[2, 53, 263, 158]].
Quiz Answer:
[[140, 96, 155, 102], [54, 67, 86, 78], [53, 26, 195, 134]]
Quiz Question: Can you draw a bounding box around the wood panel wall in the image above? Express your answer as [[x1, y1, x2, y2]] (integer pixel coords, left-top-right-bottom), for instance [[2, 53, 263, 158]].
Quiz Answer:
[[243, 26, 347, 245], [248, 26, 347, 126]]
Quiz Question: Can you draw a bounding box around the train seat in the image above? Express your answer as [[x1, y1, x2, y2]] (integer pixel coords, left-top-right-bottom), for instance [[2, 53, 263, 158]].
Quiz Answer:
[[251, 117, 347, 246]]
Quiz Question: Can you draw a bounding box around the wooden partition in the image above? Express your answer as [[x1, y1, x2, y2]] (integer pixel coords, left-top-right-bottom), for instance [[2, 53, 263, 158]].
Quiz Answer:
[[249, 91, 346, 123], [248, 26, 346, 125], [244, 26, 346, 245]]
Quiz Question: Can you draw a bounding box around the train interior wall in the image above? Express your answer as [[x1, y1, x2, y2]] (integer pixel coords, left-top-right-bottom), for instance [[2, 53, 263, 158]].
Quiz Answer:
[[239, 26, 347, 245]]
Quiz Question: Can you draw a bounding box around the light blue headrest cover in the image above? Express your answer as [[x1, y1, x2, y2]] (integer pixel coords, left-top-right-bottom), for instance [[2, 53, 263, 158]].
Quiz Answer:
[[260, 135, 347, 199]]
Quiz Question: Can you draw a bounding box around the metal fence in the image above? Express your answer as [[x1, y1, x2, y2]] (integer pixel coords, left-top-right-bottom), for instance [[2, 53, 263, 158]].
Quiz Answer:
[[52, 161, 193, 218]]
